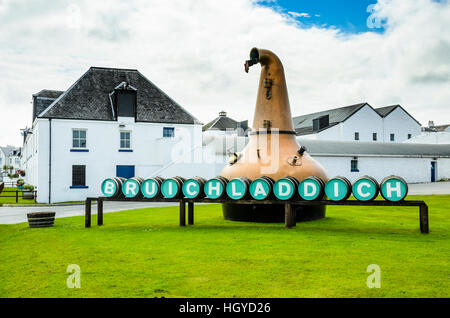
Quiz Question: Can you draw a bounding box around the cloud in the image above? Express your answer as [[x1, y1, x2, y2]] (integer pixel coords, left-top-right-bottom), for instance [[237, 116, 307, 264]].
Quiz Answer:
[[288, 11, 310, 18], [0, 0, 449, 146]]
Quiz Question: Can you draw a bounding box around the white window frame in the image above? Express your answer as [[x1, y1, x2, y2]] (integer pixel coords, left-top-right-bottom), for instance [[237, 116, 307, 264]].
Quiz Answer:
[[120, 130, 132, 149], [72, 129, 87, 149]]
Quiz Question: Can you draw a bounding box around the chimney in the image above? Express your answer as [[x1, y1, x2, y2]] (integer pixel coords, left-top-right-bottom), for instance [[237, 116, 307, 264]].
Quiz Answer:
[[219, 111, 227, 117], [428, 120, 435, 128]]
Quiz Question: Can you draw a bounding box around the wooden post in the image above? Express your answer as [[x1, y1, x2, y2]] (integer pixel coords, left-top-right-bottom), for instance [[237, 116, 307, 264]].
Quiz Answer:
[[285, 203, 296, 228], [85, 198, 91, 228], [420, 204, 429, 234], [179, 201, 186, 227], [34, 191, 37, 203], [97, 198, 104, 226], [188, 202, 194, 225], [16, 190, 18, 203]]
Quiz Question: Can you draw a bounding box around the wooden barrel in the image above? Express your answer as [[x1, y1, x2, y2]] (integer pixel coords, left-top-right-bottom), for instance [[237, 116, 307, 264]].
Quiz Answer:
[[204, 176, 228, 199], [274, 176, 299, 200], [182, 177, 207, 199], [299, 176, 325, 201], [101, 177, 126, 198], [161, 176, 185, 199], [226, 177, 252, 200], [324, 176, 352, 201], [122, 177, 144, 199], [380, 175, 408, 201], [27, 212, 55, 228], [352, 175, 379, 201], [250, 176, 275, 200], [141, 177, 164, 199]]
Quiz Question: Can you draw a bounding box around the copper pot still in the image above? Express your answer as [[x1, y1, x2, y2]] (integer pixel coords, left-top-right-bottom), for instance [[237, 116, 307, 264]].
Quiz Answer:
[[220, 48, 329, 222]]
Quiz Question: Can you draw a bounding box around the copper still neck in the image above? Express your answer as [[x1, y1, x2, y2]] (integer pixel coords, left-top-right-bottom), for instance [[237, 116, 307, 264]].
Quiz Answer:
[[245, 48, 294, 132]]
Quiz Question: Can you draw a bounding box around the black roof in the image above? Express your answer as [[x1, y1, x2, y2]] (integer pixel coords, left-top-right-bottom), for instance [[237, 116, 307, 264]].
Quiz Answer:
[[203, 112, 239, 131], [32, 90, 64, 121], [38, 67, 201, 125], [375, 104, 421, 126], [292, 103, 368, 136], [292, 103, 421, 136]]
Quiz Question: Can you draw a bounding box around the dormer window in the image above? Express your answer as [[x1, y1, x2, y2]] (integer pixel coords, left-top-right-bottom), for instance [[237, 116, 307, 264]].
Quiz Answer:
[[110, 82, 137, 119], [116, 90, 136, 118]]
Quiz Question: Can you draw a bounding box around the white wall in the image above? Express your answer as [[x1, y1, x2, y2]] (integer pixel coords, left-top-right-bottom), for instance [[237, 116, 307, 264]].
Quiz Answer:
[[313, 156, 444, 183], [300, 105, 421, 143], [382, 107, 421, 142], [27, 118, 202, 203]]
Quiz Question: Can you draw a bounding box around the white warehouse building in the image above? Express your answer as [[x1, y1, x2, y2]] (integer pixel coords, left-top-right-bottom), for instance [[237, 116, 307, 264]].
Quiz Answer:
[[202, 135, 450, 184], [293, 103, 422, 142], [21, 67, 211, 203]]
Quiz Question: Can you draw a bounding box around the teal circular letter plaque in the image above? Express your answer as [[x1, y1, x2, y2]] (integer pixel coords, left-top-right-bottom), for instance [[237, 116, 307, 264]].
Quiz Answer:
[[325, 178, 350, 201], [274, 178, 295, 200], [141, 179, 159, 198], [352, 178, 378, 201], [122, 179, 140, 198], [161, 179, 178, 199], [250, 179, 270, 200], [204, 179, 224, 199], [299, 178, 321, 201], [101, 178, 117, 197], [380, 176, 408, 201], [182, 179, 200, 199]]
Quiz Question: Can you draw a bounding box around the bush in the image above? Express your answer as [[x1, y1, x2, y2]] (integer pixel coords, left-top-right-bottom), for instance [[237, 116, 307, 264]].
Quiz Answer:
[[2, 165, 7, 170], [20, 170, 26, 177], [23, 184, 35, 191], [16, 178, 25, 186]]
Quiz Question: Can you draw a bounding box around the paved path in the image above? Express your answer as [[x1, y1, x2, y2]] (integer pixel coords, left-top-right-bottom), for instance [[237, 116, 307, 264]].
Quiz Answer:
[[408, 181, 450, 195], [0, 202, 179, 225], [1, 182, 448, 225]]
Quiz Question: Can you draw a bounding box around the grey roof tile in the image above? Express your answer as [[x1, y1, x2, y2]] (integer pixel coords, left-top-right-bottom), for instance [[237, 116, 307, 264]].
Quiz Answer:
[[39, 67, 201, 125]]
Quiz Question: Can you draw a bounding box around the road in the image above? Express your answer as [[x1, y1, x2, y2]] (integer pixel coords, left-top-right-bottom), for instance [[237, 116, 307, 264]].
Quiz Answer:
[[0, 182, 448, 225]]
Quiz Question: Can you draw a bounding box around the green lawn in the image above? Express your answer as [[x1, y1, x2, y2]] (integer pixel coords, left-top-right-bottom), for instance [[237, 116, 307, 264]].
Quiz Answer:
[[0, 195, 449, 298], [0, 187, 36, 205]]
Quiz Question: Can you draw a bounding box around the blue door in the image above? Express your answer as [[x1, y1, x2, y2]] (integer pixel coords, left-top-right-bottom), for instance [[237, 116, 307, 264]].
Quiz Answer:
[[431, 162, 436, 182], [116, 165, 135, 179]]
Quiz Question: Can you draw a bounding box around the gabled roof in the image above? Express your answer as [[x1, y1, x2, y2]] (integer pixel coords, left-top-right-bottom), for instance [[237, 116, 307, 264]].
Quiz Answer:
[[38, 67, 201, 125], [422, 124, 450, 132], [0, 146, 21, 157], [292, 103, 368, 136], [374, 104, 421, 126], [33, 90, 64, 121], [33, 89, 64, 99], [203, 112, 239, 131]]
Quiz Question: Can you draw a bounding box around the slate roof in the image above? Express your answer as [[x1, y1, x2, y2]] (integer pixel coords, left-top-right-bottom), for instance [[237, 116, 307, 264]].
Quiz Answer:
[[32, 90, 64, 121], [38, 67, 201, 125], [203, 113, 239, 131], [292, 103, 368, 136], [423, 124, 450, 132], [0, 146, 21, 157], [292, 103, 421, 136], [374, 104, 421, 125]]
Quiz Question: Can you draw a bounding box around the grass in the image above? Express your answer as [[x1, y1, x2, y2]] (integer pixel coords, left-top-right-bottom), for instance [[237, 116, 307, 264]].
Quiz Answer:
[[0, 194, 449, 298], [0, 187, 36, 205], [0, 187, 84, 206]]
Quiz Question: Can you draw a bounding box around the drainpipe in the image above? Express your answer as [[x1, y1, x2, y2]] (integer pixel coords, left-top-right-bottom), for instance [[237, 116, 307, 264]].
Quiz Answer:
[[48, 118, 52, 203]]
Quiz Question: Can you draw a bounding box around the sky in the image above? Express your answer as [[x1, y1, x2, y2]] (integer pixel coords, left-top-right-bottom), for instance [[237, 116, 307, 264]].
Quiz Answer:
[[0, 0, 449, 146]]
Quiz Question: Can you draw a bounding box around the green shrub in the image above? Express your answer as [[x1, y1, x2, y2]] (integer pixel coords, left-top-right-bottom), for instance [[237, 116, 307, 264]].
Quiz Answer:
[[23, 184, 35, 191]]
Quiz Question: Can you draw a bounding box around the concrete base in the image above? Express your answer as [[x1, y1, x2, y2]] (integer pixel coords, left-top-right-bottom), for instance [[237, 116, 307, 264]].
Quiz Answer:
[[222, 203, 326, 223]]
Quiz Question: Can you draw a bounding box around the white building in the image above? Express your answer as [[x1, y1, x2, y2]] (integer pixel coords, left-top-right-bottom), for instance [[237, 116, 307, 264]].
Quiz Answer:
[[293, 103, 422, 142], [202, 135, 450, 184], [22, 67, 207, 203], [0, 146, 22, 181], [405, 121, 450, 144]]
